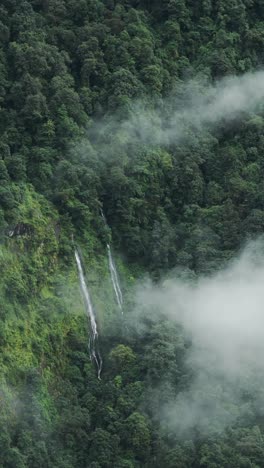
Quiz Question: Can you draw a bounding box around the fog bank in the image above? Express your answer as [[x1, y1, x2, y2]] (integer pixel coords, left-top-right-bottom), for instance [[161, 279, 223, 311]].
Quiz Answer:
[[137, 240, 264, 434]]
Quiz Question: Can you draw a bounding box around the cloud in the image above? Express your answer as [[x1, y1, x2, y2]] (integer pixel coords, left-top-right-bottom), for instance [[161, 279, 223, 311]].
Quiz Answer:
[[93, 70, 264, 148], [136, 239, 264, 434]]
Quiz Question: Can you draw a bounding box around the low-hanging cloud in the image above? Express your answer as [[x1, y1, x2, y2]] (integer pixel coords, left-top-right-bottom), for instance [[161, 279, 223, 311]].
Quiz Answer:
[[94, 70, 264, 148], [136, 240, 264, 435]]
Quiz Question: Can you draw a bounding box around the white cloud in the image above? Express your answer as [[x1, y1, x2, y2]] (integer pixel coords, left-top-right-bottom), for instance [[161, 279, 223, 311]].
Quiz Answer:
[[137, 240, 264, 434], [97, 70, 264, 148]]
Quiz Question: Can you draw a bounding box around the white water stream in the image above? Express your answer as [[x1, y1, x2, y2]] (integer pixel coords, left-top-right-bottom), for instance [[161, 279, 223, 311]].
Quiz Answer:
[[107, 244, 123, 312], [101, 209, 123, 312], [74, 249, 102, 379]]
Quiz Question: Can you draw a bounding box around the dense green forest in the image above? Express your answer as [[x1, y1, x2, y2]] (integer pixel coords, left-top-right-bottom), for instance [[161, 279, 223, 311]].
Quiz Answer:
[[1, 0, 264, 466]]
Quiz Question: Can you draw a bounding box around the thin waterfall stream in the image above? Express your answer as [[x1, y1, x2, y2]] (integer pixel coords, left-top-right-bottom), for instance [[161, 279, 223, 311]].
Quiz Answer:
[[107, 243, 123, 312], [74, 249, 102, 379], [101, 210, 123, 313]]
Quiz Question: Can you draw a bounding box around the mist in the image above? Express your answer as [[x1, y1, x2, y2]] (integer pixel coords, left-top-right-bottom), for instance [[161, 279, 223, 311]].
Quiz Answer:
[[93, 70, 264, 148], [136, 240, 264, 435]]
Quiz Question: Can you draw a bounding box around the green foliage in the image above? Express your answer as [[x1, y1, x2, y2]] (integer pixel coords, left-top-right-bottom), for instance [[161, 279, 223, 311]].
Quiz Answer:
[[0, 0, 264, 467]]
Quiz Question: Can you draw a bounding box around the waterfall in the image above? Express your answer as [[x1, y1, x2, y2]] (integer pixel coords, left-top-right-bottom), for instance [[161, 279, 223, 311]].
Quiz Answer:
[[100, 209, 123, 313], [107, 244, 123, 312], [74, 249, 102, 379]]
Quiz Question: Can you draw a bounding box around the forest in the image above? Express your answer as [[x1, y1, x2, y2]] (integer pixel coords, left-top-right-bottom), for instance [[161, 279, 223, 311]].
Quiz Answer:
[[1, 0, 264, 467]]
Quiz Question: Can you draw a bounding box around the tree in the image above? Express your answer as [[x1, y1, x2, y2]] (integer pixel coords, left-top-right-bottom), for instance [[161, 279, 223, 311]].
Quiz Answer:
[[122, 412, 150, 461]]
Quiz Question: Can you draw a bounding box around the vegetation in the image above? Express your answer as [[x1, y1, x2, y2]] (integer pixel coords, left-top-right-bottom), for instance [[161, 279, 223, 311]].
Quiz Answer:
[[1, 0, 264, 466]]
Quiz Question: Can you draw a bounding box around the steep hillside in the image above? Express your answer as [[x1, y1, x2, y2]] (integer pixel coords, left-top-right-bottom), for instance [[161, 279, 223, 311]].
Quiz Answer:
[[1, 1, 264, 467]]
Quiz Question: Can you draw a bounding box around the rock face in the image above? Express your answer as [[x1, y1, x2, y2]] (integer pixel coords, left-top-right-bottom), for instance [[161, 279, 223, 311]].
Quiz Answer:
[[7, 223, 33, 237]]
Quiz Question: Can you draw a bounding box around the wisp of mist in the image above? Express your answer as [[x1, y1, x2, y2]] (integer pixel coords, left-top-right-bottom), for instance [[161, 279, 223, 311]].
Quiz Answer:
[[125, 70, 264, 146], [137, 240, 264, 435], [93, 70, 264, 148]]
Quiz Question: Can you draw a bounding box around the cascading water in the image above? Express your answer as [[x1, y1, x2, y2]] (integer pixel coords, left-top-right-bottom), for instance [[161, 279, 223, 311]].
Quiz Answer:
[[74, 249, 102, 379], [100, 209, 123, 313], [107, 244, 123, 312]]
